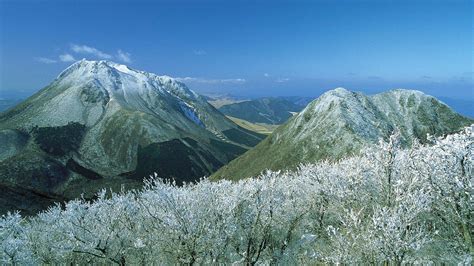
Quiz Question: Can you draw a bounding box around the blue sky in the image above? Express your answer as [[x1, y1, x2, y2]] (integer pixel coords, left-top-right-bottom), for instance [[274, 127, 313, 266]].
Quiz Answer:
[[0, 0, 472, 100]]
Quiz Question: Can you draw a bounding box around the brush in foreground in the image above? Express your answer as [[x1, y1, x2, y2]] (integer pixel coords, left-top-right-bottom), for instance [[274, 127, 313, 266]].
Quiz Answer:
[[1, 126, 473, 264]]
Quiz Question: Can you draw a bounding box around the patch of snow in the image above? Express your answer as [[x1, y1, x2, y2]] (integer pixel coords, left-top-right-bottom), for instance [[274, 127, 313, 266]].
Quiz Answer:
[[56, 60, 202, 101], [179, 101, 205, 127], [110, 63, 135, 75], [22, 59, 237, 140]]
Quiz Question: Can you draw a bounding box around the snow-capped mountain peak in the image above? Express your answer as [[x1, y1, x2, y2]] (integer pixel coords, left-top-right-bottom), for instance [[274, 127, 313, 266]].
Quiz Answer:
[[1, 60, 244, 135], [0, 62, 265, 213], [56, 60, 199, 100]]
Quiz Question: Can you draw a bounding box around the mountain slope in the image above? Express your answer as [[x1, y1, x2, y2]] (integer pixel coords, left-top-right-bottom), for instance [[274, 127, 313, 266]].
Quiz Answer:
[[225, 116, 278, 135], [278, 96, 315, 108], [0, 60, 264, 215], [218, 97, 302, 124], [211, 88, 473, 181], [204, 93, 250, 109]]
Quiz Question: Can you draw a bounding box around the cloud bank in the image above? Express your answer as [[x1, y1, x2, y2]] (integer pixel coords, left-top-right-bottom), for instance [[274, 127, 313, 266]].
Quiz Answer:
[[117, 50, 132, 63], [36, 44, 132, 64], [59, 53, 75, 62], [71, 44, 112, 59], [35, 57, 57, 64]]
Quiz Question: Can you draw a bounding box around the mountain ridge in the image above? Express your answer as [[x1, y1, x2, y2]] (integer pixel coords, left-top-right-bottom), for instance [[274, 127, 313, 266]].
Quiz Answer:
[[218, 97, 303, 124], [211, 87, 473, 181]]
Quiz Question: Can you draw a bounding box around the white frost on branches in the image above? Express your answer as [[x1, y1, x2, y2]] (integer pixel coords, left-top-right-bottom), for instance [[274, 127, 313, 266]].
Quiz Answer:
[[1, 126, 473, 264]]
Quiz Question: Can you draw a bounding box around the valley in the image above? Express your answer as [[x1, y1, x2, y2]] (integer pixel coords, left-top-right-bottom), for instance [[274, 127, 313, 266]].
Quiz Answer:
[[225, 115, 278, 135], [0, 63, 472, 264], [1, 63, 471, 216]]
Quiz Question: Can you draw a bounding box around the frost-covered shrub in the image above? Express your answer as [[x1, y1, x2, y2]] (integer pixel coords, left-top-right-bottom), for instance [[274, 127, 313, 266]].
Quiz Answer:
[[1, 126, 472, 264]]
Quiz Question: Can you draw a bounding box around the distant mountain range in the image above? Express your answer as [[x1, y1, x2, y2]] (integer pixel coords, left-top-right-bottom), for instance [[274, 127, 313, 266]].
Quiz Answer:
[[0, 99, 22, 112], [0, 60, 264, 215], [278, 96, 315, 108], [204, 94, 250, 109], [225, 116, 279, 135], [218, 97, 304, 124], [4, 92, 473, 119], [214, 94, 474, 126], [211, 88, 473, 180]]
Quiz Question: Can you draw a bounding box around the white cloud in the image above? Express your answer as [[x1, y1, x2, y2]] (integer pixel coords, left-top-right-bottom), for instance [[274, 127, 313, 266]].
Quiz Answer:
[[37, 44, 131, 65], [35, 57, 57, 64], [276, 77, 290, 83], [175, 77, 246, 84], [193, 49, 207, 56], [71, 44, 112, 59], [117, 50, 132, 63], [59, 53, 76, 62]]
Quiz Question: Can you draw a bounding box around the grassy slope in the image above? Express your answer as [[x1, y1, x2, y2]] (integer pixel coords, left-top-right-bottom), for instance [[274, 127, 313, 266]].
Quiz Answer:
[[207, 98, 249, 109], [211, 94, 474, 181], [226, 116, 278, 135], [209, 117, 362, 181], [218, 98, 301, 124]]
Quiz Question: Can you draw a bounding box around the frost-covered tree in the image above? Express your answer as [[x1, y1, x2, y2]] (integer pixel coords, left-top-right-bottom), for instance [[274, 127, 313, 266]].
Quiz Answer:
[[1, 126, 472, 264], [0, 212, 34, 264]]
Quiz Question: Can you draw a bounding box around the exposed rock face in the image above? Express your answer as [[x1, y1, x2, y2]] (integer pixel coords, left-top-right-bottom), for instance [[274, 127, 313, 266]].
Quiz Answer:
[[211, 88, 473, 181], [0, 60, 264, 215]]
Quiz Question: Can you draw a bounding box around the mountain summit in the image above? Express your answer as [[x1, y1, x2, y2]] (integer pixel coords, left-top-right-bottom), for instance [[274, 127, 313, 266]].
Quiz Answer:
[[0, 60, 264, 214], [211, 88, 473, 181]]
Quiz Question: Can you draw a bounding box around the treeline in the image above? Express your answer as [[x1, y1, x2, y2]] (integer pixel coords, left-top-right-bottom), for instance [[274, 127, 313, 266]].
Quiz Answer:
[[1, 126, 472, 264]]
